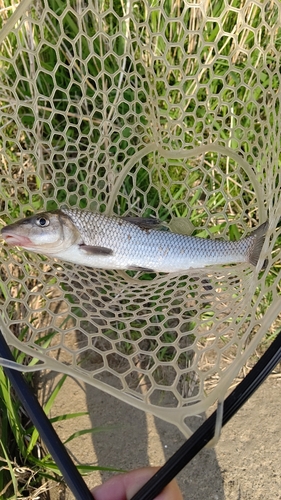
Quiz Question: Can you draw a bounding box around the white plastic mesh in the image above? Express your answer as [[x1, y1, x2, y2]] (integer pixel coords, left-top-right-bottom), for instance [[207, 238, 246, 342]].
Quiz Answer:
[[0, 0, 280, 436]]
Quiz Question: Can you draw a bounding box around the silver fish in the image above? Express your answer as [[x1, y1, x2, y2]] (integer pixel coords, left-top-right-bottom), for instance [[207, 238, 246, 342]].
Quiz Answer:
[[1, 207, 268, 273]]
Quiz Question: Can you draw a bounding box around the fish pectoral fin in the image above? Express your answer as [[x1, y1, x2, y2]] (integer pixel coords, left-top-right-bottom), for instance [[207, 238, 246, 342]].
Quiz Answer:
[[128, 265, 155, 272], [122, 217, 162, 230], [79, 244, 113, 256]]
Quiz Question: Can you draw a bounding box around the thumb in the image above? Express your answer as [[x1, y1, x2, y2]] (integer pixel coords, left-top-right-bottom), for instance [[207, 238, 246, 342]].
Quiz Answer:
[[91, 467, 183, 500]]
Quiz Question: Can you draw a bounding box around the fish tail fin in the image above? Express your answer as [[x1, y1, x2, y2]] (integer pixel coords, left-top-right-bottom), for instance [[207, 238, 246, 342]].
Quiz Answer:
[[248, 220, 269, 267]]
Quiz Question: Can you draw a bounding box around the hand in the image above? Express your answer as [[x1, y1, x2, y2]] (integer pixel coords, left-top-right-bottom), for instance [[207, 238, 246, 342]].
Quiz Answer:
[[91, 467, 183, 500]]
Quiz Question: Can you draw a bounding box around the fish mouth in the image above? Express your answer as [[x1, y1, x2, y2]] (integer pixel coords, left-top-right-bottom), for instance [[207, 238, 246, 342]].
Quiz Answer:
[[1, 231, 33, 247]]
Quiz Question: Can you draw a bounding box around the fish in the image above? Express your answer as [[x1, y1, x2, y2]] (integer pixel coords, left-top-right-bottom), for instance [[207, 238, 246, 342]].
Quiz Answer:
[[1, 207, 268, 273]]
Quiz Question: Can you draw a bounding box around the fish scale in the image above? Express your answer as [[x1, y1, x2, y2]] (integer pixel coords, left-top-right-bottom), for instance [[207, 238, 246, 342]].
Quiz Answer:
[[1, 207, 268, 273], [60, 207, 267, 272]]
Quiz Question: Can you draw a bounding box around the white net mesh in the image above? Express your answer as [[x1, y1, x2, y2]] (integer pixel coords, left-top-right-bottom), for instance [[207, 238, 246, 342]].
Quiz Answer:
[[0, 0, 280, 436]]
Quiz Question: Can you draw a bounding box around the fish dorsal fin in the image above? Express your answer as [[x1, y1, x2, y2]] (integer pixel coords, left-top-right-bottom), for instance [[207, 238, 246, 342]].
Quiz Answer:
[[122, 216, 162, 230]]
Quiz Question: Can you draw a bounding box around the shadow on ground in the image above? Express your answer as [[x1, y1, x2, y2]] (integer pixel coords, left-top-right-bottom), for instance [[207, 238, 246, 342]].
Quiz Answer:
[[43, 371, 225, 500], [85, 383, 225, 500], [44, 372, 281, 500]]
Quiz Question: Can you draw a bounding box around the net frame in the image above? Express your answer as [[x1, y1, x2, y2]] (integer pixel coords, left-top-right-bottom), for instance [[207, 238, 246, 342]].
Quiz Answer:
[[0, 0, 280, 437]]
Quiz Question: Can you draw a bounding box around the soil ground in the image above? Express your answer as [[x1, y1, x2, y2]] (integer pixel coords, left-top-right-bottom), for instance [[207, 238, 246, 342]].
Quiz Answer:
[[43, 369, 281, 500]]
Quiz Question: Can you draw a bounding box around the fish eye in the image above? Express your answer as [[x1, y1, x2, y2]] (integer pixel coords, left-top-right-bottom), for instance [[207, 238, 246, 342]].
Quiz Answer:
[[36, 216, 49, 227]]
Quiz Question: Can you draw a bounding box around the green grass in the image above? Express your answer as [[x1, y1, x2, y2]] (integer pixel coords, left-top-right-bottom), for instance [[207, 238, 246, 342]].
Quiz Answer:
[[0, 361, 121, 499], [0, 0, 280, 494]]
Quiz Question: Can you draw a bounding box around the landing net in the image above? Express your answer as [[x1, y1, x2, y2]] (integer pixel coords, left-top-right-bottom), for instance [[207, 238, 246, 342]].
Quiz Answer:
[[0, 0, 280, 435]]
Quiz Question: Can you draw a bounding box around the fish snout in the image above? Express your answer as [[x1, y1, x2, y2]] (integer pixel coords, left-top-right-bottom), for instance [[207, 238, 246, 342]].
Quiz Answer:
[[1, 227, 33, 247]]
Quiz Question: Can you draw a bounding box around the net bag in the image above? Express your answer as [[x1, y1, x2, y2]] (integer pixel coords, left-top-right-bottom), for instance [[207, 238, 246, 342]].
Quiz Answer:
[[0, 0, 280, 436]]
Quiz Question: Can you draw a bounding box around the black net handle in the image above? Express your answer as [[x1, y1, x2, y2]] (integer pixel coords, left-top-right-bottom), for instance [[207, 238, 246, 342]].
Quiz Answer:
[[0, 330, 94, 500]]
